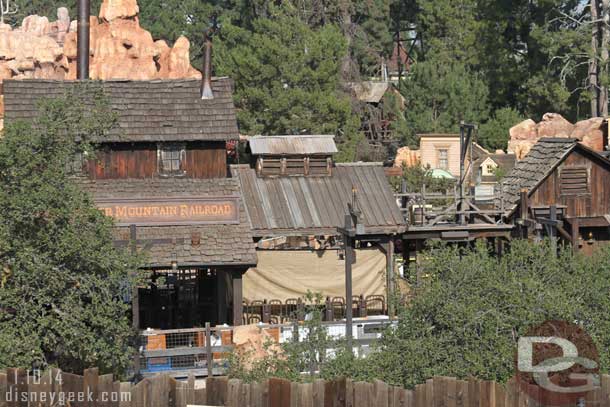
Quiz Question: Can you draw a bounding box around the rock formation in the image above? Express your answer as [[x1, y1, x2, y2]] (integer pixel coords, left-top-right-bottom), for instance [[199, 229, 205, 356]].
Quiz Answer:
[[0, 0, 202, 131], [394, 146, 421, 168], [232, 324, 283, 370], [509, 113, 605, 159]]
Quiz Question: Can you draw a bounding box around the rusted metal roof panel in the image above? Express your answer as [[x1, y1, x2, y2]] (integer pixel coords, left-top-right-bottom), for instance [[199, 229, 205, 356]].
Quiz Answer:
[[249, 135, 338, 156], [232, 163, 405, 236]]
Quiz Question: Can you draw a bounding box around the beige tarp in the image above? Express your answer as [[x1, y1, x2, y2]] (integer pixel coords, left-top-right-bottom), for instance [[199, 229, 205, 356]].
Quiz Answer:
[[244, 248, 386, 301]]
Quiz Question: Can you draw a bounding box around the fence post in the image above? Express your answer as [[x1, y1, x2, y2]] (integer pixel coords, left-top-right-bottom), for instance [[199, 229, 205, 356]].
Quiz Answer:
[[205, 322, 213, 378], [325, 297, 333, 321], [297, 298, 305, 321], [358, 295, 366, 318], [262, 302, 271, 323]]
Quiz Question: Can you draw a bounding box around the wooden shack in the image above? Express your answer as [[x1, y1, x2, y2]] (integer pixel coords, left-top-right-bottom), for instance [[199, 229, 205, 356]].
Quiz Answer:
[[3, 78, 257, 328], [232, 135, 406, 319], [497, 138, 610, 254]]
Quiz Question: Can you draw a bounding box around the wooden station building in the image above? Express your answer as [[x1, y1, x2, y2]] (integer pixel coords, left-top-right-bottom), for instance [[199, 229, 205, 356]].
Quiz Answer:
[[496, 138, 610, 254], [232, 135, 406, 317], [3, 78, 257, 328]]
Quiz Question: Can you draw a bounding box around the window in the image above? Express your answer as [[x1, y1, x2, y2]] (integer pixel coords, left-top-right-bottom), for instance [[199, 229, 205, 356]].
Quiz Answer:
[[485, 164, 495, 175], [560, 167, 588, 195], [158, 144, 185, 176], [437, 149, 448, 170], [66, 151, 85, 176]]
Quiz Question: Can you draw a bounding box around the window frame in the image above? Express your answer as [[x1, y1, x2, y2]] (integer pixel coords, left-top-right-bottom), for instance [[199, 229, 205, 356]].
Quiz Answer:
[[437, 148, 449, 170], [157, 143, 186, 177]]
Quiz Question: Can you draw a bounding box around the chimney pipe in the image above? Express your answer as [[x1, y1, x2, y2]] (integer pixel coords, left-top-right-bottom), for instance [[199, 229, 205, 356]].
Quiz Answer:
[[201, 16, 220, 100], [201, 33, 214, 99], [77, 0, 90, 80]]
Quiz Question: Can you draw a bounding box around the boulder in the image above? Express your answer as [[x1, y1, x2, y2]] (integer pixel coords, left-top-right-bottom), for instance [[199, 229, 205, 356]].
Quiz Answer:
[[232, 324, 283, 370], [21, 15, 50, 36], [509, 119, 537, 141], [99, 0, 139, 22], [572, 117, 605, 151], [537, 113, 574, 138], [394, 146, 421, 168], [508, 140, 535, 160]]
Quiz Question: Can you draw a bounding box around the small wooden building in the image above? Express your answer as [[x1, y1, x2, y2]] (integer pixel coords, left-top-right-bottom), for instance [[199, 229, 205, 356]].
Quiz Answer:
[[496, 138, 610, 254], [3, 78, 257, 328], [232, 135, 406, 316]]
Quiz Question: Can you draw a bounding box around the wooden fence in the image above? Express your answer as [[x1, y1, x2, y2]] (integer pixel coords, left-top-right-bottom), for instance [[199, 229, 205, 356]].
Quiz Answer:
[[1, 369, 609, 407]]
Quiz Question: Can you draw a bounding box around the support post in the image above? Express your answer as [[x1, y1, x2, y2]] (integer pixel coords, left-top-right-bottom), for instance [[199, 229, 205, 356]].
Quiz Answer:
[[344, 215, 354, 348], [520, 189, 529, 239], [384, 238, 395, 318], [549, 205, 557, 253], [216, 270, 227, 324], [205, 322, 213, 378], [232, 271, 243, 326], [571, 218, 580, 253], [129, 224, 140, 379]]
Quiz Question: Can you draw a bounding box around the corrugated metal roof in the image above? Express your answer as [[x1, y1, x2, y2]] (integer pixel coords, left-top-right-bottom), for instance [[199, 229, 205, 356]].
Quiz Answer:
[[249, 135, 338, 156], [232, 163, 406, 236]]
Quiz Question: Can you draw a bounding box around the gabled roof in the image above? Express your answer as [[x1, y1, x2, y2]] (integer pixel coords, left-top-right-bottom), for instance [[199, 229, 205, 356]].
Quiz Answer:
[[495, 138, 604, 214], [249, 135, 337, 156], [79, 178, 256, 267], [231, 162, 405, 237], [3, 78, 238, 143]]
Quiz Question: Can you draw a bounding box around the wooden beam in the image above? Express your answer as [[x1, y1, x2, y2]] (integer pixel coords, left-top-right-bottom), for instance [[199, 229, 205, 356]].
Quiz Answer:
[[130, 224, 140, 379], [571, 217, 580, 253], [384, 239, 395, 318], [217, 270, 228, 324], [232, 271, 243, 326]]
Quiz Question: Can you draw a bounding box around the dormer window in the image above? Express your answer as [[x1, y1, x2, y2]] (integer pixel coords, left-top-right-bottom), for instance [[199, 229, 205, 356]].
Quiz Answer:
[[158, 143, 186, 177]]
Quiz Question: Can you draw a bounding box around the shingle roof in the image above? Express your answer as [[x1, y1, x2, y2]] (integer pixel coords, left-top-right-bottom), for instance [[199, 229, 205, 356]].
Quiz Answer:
[[79, 178, 256, 267], [232, 162, 406, 237], [495, 138, 576, 213], [3, 78, 238, 142], [249, 135, 338, 156]]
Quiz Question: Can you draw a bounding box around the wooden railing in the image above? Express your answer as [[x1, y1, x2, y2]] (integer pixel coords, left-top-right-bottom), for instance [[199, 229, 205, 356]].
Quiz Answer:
[[394, 190, 505, 226]]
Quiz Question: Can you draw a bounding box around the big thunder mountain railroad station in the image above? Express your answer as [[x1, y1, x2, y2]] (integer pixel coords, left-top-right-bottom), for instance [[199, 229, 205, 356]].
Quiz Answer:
[[2, 73, 406, 368]]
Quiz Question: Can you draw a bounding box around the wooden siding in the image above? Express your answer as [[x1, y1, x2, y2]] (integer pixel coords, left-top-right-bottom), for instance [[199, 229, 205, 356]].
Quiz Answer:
[[87, 142, 226, 179], [183, 141, 227, 178], [529, 149, 610, 218]]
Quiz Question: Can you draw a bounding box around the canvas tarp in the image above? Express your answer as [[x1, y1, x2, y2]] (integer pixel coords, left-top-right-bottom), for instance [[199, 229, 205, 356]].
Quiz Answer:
[[243, 248, 386, 301]]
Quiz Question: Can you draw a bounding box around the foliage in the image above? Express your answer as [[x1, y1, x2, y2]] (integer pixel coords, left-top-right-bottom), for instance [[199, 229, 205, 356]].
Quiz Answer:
[[0, 85, 140, 377], [214, 3, 362, 160], [403, 56, 490, 143], [228, 292, 363, 382], [368, 240, 610, 388], [478, 108, 524, 151], [389, 163, 454, 194]]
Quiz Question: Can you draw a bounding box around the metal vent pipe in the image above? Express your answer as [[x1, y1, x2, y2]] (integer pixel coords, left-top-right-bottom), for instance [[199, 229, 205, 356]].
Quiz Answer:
[[77, 0, 90, 80], [200, 33, 214, 99]]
